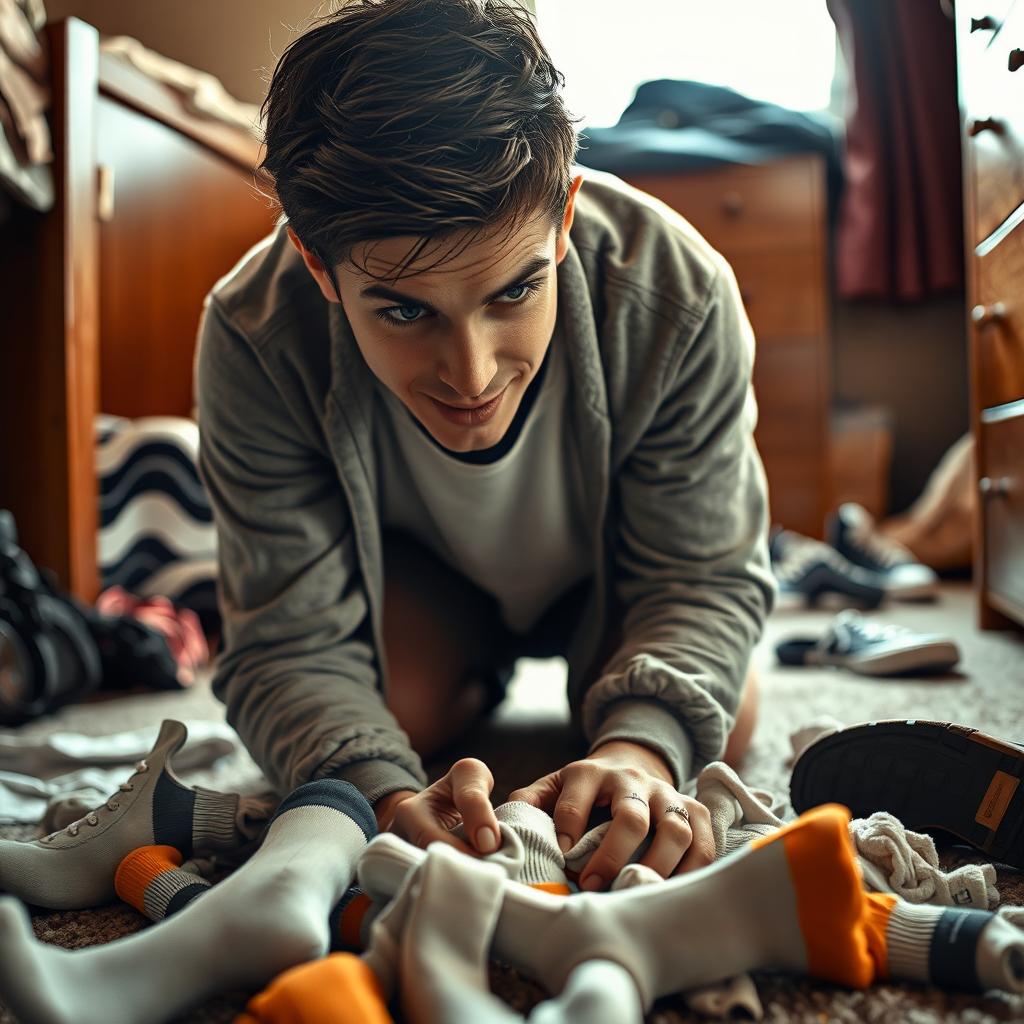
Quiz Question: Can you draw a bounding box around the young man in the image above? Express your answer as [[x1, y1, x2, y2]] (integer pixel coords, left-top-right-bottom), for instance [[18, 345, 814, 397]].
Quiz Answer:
[[196, 0, 774, 892]]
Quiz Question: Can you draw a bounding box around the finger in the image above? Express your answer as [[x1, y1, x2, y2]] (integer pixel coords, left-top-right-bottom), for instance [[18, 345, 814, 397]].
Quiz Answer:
[[418, 827, 478, 857], [449, 758, 499, 854], [672, 802, 716, 875], [578, 788, 651, 892], [508, 772, 561, 813], [391, 800, 476, 858], [637, 798, 695, 878], [551, 768, 603, 854]]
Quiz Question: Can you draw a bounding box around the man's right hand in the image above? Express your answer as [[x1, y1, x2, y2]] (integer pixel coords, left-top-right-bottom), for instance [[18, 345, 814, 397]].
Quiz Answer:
[[374, 757, 500, 857]]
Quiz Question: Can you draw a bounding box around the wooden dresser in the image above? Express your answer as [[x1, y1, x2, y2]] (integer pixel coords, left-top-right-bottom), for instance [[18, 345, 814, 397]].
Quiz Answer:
[[956, 2, 1024, 629], [627, 153, 832, 538]]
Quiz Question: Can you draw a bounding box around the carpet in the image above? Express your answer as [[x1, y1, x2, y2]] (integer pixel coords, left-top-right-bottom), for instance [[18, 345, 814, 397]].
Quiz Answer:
[[1, 582, 1022, 1023]]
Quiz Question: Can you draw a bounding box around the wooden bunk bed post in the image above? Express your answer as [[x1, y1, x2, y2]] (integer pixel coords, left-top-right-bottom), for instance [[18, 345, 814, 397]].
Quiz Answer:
[[0, 17, 101, 601]]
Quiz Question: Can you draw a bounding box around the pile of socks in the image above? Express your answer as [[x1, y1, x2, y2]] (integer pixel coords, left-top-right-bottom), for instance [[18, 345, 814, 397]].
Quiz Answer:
[[0, 718, 1021, 1024]]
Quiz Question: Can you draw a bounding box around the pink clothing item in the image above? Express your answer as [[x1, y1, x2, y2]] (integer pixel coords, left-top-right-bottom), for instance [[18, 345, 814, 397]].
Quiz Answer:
[[96, 587, 208, 687]]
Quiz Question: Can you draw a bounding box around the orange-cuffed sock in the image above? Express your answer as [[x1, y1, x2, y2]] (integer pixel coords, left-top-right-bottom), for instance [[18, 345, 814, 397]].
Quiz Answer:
[[749, 803, 881, 987], [237, 952, 393, 1024], [359, 805, 1024, 1011], [755, 810, 1024, 994], [488, 803, 884, 1008], [115, 845, 212, 921]]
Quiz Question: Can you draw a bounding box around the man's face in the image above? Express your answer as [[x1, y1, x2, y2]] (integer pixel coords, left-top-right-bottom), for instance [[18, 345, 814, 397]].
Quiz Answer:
[[290, 177, 582, 452]]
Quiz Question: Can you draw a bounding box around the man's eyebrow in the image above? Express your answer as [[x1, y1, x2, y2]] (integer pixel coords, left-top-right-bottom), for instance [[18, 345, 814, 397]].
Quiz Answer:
[[359, 255, 552, 307]]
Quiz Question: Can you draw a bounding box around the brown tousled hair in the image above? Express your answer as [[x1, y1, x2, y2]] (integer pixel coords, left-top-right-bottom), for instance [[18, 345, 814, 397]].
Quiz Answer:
[[258, 0, 578, 280]]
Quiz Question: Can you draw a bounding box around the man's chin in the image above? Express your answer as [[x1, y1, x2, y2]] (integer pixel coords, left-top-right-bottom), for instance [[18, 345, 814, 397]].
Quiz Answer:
[[429, 419, 508, 453]]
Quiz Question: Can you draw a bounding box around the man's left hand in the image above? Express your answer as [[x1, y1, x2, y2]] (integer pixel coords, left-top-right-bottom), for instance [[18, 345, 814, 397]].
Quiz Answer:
[[508, 740, 714, 891]]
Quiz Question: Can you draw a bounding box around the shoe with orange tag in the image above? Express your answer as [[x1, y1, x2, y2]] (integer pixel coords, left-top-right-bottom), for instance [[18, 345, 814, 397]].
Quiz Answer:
[[790, 719, 1024, 870]]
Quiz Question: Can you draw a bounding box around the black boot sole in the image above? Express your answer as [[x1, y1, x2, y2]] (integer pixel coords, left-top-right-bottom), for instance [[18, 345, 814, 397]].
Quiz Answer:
[[790, 719, 1024, 870]]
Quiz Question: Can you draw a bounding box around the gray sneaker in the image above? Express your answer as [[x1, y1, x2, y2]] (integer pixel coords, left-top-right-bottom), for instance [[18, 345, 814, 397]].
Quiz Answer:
[[827, 503, 939, 601]]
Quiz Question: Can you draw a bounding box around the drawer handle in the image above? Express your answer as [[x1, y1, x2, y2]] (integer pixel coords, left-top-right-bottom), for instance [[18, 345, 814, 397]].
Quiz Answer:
[[1010, 48, 1024, 72], [968, 117, 1004, 136], [972, 302, 1007, 326], [971, 15, 996, 32], [721, 192, 744, 218], [980, 475, 1014, 496]]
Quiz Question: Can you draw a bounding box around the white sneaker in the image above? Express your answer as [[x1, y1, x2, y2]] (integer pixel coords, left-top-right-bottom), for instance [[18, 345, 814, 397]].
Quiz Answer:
[[775, 610, 961, 676]]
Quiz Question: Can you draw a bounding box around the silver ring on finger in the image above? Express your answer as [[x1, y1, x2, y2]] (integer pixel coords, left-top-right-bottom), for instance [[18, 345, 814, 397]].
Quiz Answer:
[[664, 804, 690, 823]]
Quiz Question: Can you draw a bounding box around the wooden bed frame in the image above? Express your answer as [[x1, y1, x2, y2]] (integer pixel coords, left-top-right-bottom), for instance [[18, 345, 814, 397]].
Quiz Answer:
[[0, 17, 277, 601]]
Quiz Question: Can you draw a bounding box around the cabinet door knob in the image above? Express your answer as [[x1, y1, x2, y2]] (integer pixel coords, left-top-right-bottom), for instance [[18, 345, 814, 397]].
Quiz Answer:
[[972, 302, 1007, 326], [971, 15, 996, 32], [979, 476, 1013, 496], [969, 116, 1004, 136], [1010, 48, 1024, 72]]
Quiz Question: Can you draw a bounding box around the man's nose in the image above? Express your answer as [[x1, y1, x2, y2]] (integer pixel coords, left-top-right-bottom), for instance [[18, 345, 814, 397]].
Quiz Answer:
[[438, 327, 499, 401]]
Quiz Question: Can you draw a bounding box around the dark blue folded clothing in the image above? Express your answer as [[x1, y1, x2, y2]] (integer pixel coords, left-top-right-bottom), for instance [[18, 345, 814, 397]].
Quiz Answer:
[[576, 79, 843, 218]]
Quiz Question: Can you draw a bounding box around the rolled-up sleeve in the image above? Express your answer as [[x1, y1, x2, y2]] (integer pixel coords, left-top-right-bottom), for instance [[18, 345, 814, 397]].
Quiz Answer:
[[583, 263, 776, 786], [196, 297, 426, 801]]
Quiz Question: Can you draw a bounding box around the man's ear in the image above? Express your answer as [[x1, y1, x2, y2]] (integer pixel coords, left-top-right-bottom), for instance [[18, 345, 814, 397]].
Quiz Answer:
[[286, 226, 340, 303], [555, 174, 584, 265]]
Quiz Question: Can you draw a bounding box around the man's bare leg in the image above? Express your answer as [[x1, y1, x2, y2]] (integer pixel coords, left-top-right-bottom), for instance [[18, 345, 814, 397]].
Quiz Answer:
[[723, 667, 759, 767], [381, 531, 507, 759], [381, 530, 760, 766]]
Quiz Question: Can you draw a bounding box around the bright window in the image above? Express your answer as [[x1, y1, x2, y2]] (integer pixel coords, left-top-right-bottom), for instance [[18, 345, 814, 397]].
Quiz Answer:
[[534, 1, 838, 128]]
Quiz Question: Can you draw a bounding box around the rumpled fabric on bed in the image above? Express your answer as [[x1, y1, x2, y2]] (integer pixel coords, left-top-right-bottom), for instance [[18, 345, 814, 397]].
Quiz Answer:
[[96, 415, 219, 633]]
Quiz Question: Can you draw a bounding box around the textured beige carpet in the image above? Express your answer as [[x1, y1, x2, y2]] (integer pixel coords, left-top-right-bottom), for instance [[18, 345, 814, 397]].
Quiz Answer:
[[1, 582, 1022, 1023]]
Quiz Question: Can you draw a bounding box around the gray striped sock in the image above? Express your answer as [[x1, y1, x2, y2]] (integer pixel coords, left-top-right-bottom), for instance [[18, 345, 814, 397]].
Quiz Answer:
[[494, 802, 570, 888]]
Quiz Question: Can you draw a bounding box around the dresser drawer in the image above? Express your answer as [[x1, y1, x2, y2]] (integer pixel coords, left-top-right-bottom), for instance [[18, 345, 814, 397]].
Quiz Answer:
[[961, 0, 1024, 242], [980, 399, 1024, 619], [729, 247, 827, 337], [626, 155, 824, 255], [972, 220, 1024, 407]]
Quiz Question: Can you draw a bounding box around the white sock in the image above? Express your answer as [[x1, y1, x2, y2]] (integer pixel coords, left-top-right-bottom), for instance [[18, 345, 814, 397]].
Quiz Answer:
[[0, 779, 375, 1024], [360, 806, 1024, 1009], [364, 839, 642, 1024]]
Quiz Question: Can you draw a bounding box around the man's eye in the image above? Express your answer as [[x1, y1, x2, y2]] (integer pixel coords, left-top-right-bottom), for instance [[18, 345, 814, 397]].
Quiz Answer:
[[376, 304, 427, 326], [495, 281, 540, 304], [394, 305, 425, 321]]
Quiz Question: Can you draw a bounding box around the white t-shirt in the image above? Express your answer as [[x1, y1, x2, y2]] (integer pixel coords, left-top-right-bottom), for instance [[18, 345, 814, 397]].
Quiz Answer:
[[373, 330, 592, 634]]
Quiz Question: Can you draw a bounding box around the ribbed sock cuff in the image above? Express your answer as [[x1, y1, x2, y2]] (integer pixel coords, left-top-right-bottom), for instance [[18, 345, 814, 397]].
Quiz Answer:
[[722, 824, 778, 857], [272, 779, 377, 842], [192, 787, 239, 851], [158, 877, 212, 919], [115, 846, 182, 912], [886, 901, 944, 983], [114, 846, 212, 922], [495, 802, 568, 887]]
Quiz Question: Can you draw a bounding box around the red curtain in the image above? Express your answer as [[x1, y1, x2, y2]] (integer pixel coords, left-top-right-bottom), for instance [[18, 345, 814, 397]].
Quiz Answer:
[[827, 0, 964, 301]]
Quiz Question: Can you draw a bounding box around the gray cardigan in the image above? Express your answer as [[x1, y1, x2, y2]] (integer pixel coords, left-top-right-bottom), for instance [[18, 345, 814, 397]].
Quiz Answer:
[[195, 170, 775, 804]]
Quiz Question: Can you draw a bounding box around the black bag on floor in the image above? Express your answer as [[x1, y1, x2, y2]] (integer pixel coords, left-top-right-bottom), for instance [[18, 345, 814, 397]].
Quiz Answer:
[[0, 510, 103, 725]]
